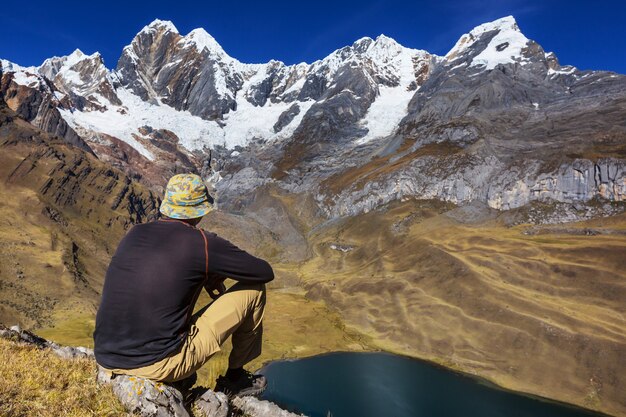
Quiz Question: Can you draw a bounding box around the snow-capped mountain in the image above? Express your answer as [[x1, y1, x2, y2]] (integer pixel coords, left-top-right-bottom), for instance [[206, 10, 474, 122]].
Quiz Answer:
[[1, 16, 624, 215], [1, 18, 434, 155]]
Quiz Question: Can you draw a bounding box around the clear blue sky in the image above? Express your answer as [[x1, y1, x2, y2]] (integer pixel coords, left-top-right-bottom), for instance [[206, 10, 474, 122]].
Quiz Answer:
[[1, 0, 625, 73]]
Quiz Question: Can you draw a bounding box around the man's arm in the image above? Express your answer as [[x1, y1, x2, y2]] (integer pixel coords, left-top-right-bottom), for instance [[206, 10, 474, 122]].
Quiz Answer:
[[204, 231, 275, 284]]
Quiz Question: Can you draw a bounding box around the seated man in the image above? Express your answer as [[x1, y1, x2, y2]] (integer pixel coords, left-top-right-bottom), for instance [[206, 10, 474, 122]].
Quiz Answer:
[[94, 173, 273, 396]]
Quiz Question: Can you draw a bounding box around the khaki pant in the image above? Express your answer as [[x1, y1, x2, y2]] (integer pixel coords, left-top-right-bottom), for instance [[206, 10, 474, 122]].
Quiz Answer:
[[104, 282, 266, 382]]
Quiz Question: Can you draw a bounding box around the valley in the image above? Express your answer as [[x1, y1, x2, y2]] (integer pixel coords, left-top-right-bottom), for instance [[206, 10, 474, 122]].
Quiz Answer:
[[31, 196, 626, 416]]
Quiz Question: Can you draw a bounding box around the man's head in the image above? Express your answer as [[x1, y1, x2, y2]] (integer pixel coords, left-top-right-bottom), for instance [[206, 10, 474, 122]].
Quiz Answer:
[[159, 173, 214, 223]]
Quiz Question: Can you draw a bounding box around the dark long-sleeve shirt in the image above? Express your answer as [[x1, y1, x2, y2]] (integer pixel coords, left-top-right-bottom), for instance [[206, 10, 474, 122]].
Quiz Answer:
[[93, 219, 273, 370]]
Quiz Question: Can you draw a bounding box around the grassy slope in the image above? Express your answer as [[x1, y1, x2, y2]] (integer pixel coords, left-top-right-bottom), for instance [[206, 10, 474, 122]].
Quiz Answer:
[[37, 286, 373, 389], [0, 338, 129, 417], [299, 199, 626, 416]]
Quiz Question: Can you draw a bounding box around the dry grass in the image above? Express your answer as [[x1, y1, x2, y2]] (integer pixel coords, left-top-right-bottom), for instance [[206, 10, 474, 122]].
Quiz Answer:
[[0, 117, 157, 331], [0, 338, 129, 417]]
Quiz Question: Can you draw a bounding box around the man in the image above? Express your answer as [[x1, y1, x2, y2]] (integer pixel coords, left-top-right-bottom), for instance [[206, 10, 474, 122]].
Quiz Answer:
[[94, 173, 273, 396]]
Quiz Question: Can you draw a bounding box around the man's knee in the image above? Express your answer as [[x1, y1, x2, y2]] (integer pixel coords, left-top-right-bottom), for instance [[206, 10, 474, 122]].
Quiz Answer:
[[229, 282, 266, 308], [231, 281, 266, 293]]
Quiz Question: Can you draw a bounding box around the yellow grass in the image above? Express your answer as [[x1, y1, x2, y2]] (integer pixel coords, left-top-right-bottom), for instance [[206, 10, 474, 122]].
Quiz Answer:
[[0, 338, 129, 417]]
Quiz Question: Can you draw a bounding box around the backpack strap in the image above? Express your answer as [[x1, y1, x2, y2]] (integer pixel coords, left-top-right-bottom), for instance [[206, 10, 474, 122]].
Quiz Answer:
[[199, 229, 209, 283]]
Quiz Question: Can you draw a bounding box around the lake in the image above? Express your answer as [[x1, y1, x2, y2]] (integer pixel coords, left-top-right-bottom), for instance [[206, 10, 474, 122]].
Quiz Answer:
[[260, 352, 604, 417]]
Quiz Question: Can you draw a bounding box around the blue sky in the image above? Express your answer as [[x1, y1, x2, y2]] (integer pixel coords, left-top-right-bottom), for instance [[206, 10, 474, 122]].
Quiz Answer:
[[1, 0, 625, 73]]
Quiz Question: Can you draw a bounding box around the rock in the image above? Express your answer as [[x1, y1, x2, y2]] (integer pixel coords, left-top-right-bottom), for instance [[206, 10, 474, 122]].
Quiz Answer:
[[0, 71, 94, 153], [0, 323, 93, 359], [231, 396, 305, 417], [274, 103, 301, 133], [96, 366, 194, 417], [194, 389, 229, 417]]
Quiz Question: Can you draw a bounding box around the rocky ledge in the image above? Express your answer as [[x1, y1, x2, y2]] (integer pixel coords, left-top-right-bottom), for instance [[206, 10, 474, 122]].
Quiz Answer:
[[0, 324, 304, 417]]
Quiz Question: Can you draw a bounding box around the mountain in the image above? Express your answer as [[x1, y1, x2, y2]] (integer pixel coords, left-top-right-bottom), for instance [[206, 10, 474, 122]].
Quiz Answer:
[[0, 90, 159, 329], [1, 16, 624, 215], [1, 15, 625, 417]]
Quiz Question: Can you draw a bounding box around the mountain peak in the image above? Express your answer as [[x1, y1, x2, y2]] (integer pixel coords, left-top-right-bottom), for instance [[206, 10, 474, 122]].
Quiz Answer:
[[374, 34, 397, 44], [69, 48, 84, 58], [65, 49, 103, 67], [142, 19, 179, 34], [351, 34, 405, 53], [66, 49, 86, 66], [182, 28, 227, 58], [468, 15, 519, 37], [445, 15, 530, 69]]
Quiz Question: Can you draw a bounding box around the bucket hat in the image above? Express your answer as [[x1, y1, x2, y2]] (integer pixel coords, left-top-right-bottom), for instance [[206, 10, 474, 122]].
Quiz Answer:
[[159, 173, 213, 219]]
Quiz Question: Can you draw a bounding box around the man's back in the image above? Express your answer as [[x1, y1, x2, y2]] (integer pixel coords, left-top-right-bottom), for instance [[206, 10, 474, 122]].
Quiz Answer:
[[94, 220, 207, 369]]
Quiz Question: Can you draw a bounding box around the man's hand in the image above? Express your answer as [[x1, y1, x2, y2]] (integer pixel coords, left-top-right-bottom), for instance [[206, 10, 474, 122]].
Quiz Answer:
[[205, 275, 227, 300], [208, 281, 226, 300]]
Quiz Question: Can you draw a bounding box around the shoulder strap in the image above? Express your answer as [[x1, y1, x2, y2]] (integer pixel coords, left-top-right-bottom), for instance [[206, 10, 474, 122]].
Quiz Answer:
[[199, 229, 209, 282]]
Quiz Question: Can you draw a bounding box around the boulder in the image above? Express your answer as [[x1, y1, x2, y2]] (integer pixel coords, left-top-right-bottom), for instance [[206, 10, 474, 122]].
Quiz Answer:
[[194, 389, 229, 417]]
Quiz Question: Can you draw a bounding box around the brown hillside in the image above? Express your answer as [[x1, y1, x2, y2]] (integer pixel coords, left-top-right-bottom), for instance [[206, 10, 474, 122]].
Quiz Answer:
[[300, 199, 626, 416], [0, 99, 159, 328]]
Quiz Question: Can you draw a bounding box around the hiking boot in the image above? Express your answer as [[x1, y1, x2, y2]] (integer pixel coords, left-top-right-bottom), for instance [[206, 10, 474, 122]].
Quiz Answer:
[[214, 369, 267, 397], [169, 372, 197, 394]]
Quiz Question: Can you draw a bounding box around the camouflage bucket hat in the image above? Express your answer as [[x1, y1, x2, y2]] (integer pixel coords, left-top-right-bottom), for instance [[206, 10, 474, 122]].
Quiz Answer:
[[159, 173, 213, 219]]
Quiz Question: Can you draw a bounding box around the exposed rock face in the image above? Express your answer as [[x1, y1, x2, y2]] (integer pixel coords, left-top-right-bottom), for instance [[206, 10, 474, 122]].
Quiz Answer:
[[0, 58, 203, 190], [39, 49, 122, 109], [4, 16, 623, 221], [2, 16, 625, 222], [487, 159, 625, 210], [0, 120, 160, 227], [116, 20, 242, 119], [0, 64, 93, 153], [319, 155, 626, 218], [245, 16, 625, 221], [194, 390, 229, 417]]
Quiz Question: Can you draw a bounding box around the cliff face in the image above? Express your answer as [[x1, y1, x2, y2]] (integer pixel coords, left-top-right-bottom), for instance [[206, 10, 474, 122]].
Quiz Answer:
[[319, 156, 625, 218], [0, 61, 201, 191], [0, 70, 93, 153]]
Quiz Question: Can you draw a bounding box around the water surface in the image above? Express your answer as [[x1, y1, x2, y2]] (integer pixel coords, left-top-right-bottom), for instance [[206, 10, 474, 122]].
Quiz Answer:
[[260, 352, 603, 417]]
